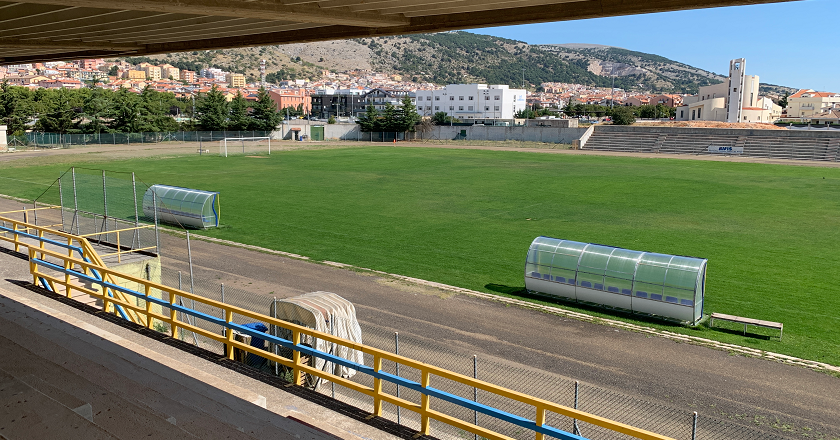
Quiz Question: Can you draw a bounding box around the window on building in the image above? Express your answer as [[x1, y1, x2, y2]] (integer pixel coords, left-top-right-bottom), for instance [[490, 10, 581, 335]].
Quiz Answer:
[[459, 106, 464, 111], [691, 110, 695, 120], [435, 106, 439, 110], [435, 96, 440, 101], [698, 108, 702, 119], [494, 106, 500, 111], [485, 107, 490, 111], [468, 106, 473, 111], [494, 96, 500, 100], [680, 110, 684, 118], [449, 96, 454, 100], [449, 106, 454, 110], [426, 96, 431, 101], [485, 95, 490, 100], [459, 96, 464, 100], [468, 96, 474, 100]]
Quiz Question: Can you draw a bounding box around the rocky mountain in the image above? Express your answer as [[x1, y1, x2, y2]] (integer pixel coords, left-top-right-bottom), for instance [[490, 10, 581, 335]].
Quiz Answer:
[[117, 31, 795, 95]]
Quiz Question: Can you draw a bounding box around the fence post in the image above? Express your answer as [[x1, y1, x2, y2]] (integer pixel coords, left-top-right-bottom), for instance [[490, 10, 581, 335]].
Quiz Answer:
[[72, 167, 80, 235], [692, 411, 698, 440], [58, 174, 65, 231], [131, 172, 140, 249], [473, 355, 478, 440], [152, 192, 160, 255], [101, 170, 108, 242], [395, 332, 400, 425], [573, 381, 580, 436]]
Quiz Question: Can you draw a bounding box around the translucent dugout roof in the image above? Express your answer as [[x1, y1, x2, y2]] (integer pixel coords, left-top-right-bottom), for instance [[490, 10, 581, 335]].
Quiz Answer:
[[525, 237, 707, 310], [142, 184, 219, 229]]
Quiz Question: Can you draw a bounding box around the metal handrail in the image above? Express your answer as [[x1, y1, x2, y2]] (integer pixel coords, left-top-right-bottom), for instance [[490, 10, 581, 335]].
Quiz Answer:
[[1, 214, 143, 324], [28, 245, 674, 440]]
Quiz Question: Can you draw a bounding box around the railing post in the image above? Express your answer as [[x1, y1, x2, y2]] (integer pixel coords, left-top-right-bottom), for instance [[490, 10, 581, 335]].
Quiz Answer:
[[13, 222, 19, 253], [420, 370, 431, 436], [170, 291, 179, 339], [145, 284, 153, 328], [372, 355, 383, 417], [292, 330, 303, 385], [225, 309, 234, 360], [221, 284, 226, 339], [535, 405, 545, 440]]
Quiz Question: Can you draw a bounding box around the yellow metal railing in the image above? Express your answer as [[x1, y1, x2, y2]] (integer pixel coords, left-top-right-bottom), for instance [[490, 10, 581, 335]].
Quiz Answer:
[[27, 245, 675, 440], [0, 212, 146, 325]]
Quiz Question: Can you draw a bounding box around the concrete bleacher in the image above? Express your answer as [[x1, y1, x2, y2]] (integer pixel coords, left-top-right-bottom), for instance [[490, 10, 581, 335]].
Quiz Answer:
[[583, 125, 840, 162]]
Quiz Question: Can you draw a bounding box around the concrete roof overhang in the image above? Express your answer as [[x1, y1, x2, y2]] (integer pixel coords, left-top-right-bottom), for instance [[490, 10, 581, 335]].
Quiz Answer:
[[1, 0, 797, 64]]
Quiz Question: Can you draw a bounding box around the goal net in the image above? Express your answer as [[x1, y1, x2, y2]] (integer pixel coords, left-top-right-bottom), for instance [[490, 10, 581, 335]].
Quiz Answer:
[[218, 137, 272, 157]]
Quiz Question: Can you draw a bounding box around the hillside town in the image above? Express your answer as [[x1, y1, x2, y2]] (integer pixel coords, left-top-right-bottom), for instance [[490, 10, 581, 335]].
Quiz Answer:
[[1, 57, 838, 126]]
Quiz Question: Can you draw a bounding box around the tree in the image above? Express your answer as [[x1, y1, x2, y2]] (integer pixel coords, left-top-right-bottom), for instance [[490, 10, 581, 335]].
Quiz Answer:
[[778, 92, 789, 109], [395, 95, 420, 131], [249, 87, 281, 131], [195, 85, 229, 131], [0, 82, 36, 135], [327, 115, 336, 124], [108, 87, 143, 133], [379, 102, 401, 132], [108, 65, 119, 77], [431, 111, 453, 125], [227, 91, 250, 131], [610, 106, 636, 125], [356, 105, 380, 132], [34, 88, 82, 133]]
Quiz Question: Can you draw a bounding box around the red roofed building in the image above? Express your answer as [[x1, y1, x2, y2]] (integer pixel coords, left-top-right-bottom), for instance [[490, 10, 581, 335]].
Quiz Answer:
[[785, 89, 840, 118]]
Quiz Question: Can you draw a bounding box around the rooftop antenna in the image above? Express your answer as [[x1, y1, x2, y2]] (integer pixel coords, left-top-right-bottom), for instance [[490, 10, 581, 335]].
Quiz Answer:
[[260, 59, 266, 88]]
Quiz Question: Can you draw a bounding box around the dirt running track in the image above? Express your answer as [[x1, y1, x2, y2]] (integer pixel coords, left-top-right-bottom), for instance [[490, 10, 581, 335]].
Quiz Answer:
[[2, 143, 840, 437]]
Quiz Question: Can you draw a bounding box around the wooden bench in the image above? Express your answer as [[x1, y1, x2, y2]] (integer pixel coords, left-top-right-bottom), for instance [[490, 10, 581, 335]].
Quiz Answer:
[[197, 148, 210, 153], [710, 312, 783, 340]]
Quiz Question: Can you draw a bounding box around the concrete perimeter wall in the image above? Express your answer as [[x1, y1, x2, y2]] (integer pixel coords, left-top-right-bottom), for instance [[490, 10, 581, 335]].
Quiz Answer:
[[275, 123, 586, 144]]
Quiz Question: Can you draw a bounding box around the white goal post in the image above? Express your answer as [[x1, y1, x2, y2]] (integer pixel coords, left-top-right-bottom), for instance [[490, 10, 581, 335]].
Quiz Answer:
[[219, 137, 272, 157]]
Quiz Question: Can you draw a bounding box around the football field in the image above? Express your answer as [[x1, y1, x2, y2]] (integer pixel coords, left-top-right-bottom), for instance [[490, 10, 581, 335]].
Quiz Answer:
[[2, 145, 839, 366]]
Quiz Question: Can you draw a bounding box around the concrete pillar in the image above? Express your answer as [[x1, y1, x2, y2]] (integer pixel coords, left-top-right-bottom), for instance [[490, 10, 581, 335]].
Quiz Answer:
[[0, 125, 7, 151]]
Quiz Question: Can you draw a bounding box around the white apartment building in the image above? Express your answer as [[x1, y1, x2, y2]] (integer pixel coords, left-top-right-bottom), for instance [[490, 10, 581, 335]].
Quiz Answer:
[[675, 58, 781, 123], [414, 84, 526, 122], [200, 68, 226, 81], [160, 65, 180, 80], [785, 89, 840, 118], [142, 64, 161, 81]]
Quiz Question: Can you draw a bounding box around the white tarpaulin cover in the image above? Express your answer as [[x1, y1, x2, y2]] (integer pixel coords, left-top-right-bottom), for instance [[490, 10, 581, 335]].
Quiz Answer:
[[270, 292, 363, 387]]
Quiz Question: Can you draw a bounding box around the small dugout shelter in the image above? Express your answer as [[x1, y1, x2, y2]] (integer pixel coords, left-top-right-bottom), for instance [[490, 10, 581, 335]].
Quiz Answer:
[[524, 237, 707, 323], [142, 184, 220, 229]]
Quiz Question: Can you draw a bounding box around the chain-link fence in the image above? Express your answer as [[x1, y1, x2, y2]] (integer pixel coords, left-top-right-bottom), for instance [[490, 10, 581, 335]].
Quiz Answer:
[[4, 130, 275, 150], [149, 260, 835, 440], [30, 168, 160, 261]]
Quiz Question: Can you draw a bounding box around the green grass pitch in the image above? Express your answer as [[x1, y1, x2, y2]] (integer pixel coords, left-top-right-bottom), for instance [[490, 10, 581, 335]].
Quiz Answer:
[[2, 146, 839, 366]]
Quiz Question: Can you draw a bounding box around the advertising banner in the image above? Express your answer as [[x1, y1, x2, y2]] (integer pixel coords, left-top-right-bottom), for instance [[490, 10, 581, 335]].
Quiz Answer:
[[708, 145, 744, 154]]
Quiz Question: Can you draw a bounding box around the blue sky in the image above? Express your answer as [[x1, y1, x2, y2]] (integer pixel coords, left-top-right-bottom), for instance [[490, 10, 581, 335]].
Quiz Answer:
[[471, 0, 836, 92]]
